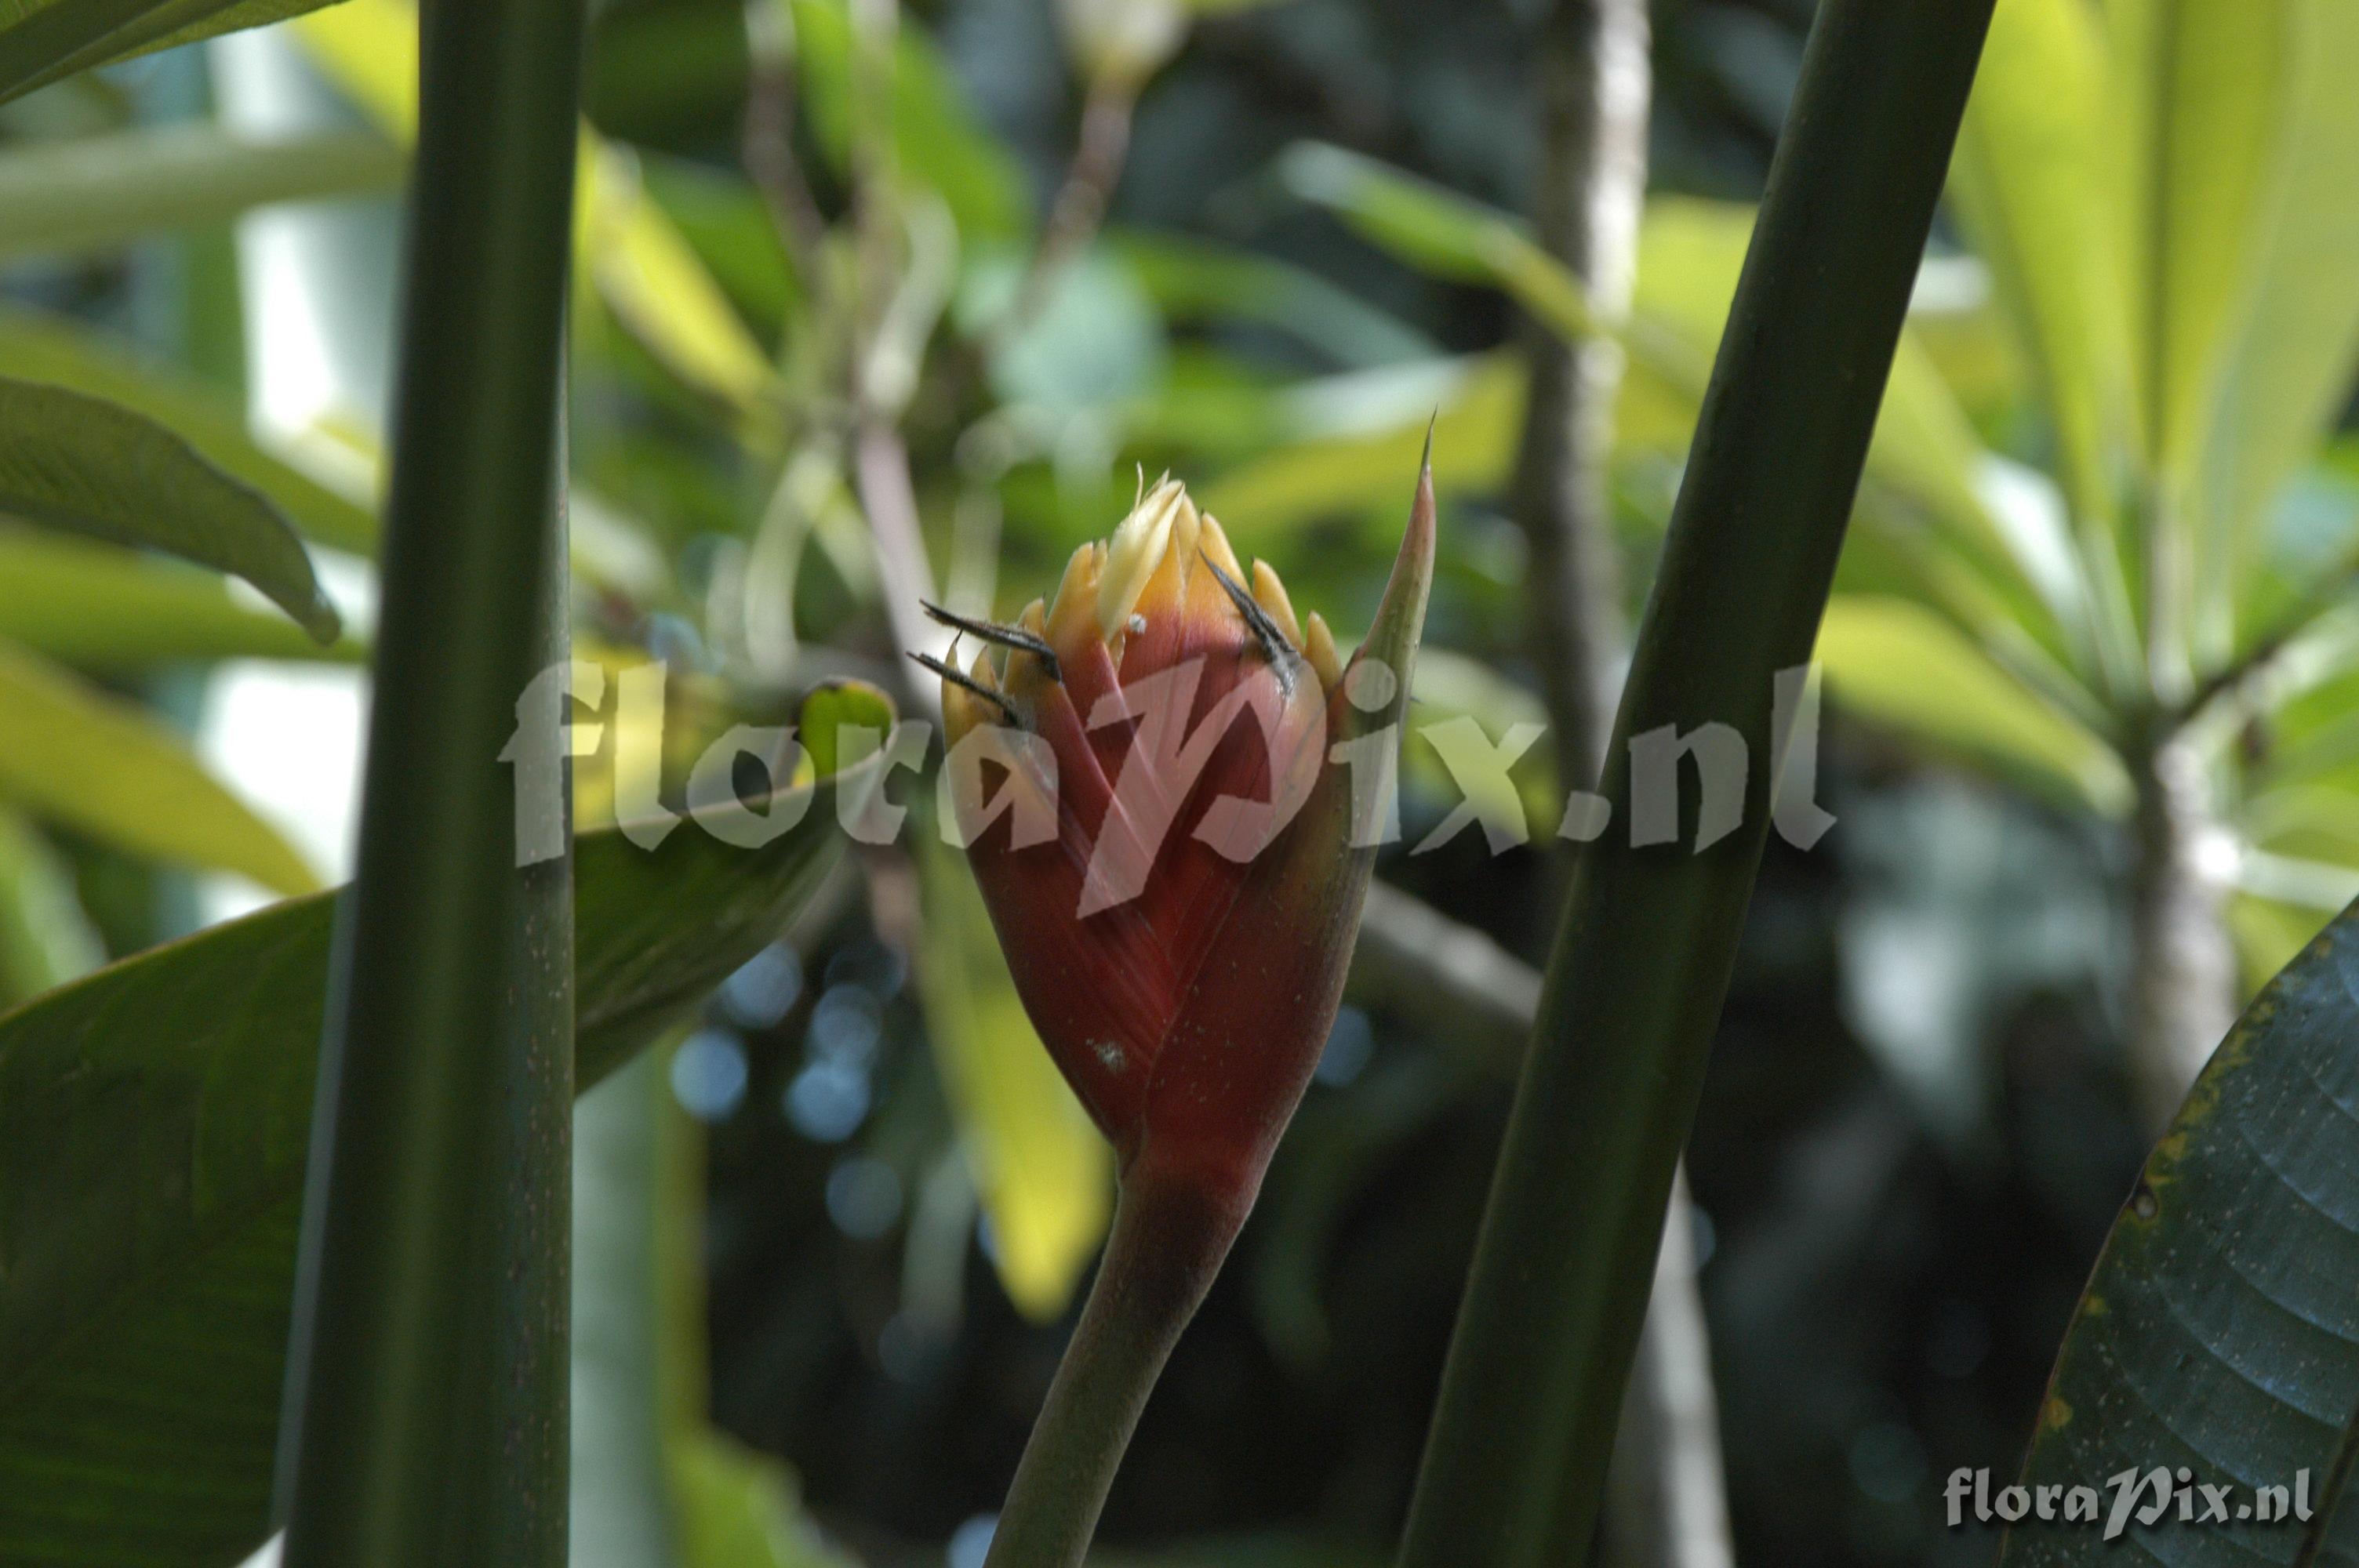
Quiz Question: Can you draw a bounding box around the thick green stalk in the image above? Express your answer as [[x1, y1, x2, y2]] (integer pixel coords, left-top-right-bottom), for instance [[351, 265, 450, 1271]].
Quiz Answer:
[[271, 2, 587, 1565], [983, 1167, 1245, 1568], [1396, 2, 1997, 1564]]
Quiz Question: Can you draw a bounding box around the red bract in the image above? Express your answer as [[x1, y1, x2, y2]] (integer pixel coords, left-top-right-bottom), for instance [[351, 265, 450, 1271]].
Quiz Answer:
[[934, 456, 1434, 1220]]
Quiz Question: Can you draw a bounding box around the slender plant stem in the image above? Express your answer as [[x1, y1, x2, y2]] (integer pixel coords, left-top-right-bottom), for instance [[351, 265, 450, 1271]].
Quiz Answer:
[[1396, 2, 1997, 1564], [983, 1165, 1243, 1568], [271, 1, 586, 1563]]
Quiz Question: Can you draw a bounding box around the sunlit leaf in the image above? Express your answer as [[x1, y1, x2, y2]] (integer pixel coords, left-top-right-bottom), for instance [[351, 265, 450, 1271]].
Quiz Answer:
[[0, 636, 318, 895], [2194, 0, 2359, 652], [1817, 596, 2130, 815], [1950, 0, 2125, 529], [296, 0, 778, 417], [915, 835, 1112, 1322]]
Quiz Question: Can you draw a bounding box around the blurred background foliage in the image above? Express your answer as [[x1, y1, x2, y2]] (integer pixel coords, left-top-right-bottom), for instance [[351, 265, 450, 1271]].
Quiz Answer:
[[1, 0, 2354, 1564]]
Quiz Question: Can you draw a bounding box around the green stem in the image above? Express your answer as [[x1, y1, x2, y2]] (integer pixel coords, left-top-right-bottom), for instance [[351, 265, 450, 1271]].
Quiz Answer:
[[983, 1164, 1244, 1568], [271, 1, 587, 1563], [1396, 2, 1997, 1566]]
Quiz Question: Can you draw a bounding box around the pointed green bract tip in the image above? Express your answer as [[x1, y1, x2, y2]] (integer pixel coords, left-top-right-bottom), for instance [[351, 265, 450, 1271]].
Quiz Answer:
[[1347, 444, 1437, 729]]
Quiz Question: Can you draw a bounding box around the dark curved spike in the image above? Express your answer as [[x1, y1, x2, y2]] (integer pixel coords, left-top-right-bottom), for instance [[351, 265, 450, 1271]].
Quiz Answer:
[[908, 649, 1021, 725], [919, 600, 1060, 681], [1198, 550, 1297, 675]]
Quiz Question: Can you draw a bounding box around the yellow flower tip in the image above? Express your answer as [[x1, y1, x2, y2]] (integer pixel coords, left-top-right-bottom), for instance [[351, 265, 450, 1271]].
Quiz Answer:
[[1249, 559, 1302, 648], [1099, 477, 1187, 639], [1048, 540, 1104, 651], [1304, 611, 1341, 690], [1197, 512, 1245, 585], [1005, 597, 1054, 698]]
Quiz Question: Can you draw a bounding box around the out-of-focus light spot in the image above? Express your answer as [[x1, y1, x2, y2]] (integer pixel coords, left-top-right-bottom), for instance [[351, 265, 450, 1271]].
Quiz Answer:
[[947, 1514, 997, 1568], [670, 1029, 748, 1121], [785, 1059, 870, 1142], [1848, 1421, 1928, 1503], [826, 937, 907, 999], [1315, 1006, 1374, 1087], [721, 943, 803, 1030], [1689, 1207, 1717, 1269], [826, 1156, 903, 1240], [809, 985, 882, 1068]]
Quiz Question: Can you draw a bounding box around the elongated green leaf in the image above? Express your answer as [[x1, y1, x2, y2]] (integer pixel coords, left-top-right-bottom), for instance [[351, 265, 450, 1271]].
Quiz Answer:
[[0, 804, 100, 1007], [1397, 2, 1998, 1562], [0, 378, 340, 641], [1998, 898, 2359, 1565], [296, 0, 780, 419], [0, 529, 364, 671], [2197, 0, 2359, 645], [0, 307, 380, 555], [915, 836, 1112, 1323], [1950, 0, 2124, 530], [0, 730, 882, 1568], [1276, 154, 2085, 666], [2107, 0, 2294, 477], [0, 124, 401, 266], [788, 0, 1027, 246], [0, 636, 318, 894], [0, 0, 345, 106], [1818, 596, 2130, 814]]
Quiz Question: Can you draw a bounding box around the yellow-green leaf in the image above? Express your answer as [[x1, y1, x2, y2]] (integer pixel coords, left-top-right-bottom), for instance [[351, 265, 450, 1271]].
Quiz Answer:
[[914, 836, 1111, 1322], [1816, 596, 2130, 815], [0, 637, 318, 895]]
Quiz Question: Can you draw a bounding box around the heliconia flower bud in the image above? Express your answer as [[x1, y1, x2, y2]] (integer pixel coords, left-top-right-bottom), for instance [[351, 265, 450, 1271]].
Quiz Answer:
[[925, 449, 1434, 1224]]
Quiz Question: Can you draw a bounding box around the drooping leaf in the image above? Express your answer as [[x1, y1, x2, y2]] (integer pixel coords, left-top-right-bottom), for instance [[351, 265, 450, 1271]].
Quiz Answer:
[[0, 713, 885, 1568], [0, 0, 348, 106], [0, 636, 319, 895], [915, 836, 1112, 1323], [0, 377, 341, 641], [0, 123, 401, 267], [0, 306, 380, 555], [1998, 898, 2359, 1566]]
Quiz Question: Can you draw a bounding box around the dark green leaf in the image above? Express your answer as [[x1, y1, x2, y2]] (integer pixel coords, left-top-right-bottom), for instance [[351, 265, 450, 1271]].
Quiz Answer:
[[0, 307, 380, 556], [0, 756, 878, 1567], [0, 0, 347, 106], [0, 377, 341, 641], [1999, 898, 2359, 1565]]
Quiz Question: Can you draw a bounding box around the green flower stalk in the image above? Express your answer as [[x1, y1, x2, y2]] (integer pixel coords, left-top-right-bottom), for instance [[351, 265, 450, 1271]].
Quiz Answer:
[[925, 449, 1436, 1566]]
